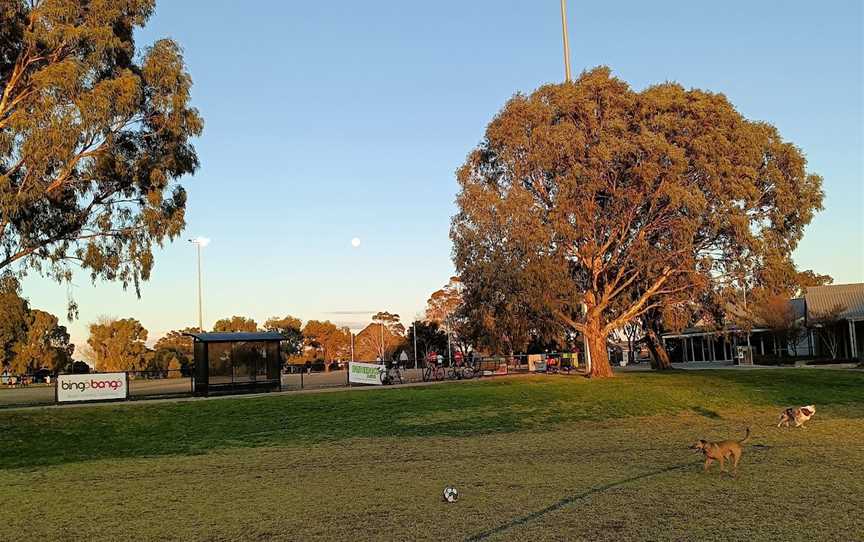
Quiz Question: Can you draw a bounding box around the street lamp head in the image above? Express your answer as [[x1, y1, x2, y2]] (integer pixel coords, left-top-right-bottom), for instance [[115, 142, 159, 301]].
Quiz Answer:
[[189, 236, 210, 247]]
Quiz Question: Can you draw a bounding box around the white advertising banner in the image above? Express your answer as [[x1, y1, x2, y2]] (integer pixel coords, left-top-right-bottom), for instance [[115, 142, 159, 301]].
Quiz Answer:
[[349, 362, 383, 385], [57, 373, 128, 403]]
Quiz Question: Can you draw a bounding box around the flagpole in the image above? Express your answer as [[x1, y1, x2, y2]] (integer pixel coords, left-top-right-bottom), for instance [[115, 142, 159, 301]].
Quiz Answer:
[[560, 0, 572, 82]]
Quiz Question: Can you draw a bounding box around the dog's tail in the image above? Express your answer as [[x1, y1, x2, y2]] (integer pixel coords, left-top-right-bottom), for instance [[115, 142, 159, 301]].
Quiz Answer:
[[739, 427, 751, 444]]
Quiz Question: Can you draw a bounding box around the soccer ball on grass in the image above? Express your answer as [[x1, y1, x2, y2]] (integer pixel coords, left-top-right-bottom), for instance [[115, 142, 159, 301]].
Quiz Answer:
[[442, 486, 459, 503]]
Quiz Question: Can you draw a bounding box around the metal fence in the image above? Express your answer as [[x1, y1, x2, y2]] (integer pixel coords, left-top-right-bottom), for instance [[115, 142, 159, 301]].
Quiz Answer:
[[0, 369, 192, 409], [0, 376, 55, 408], [280, 364, 429, 391], [0, 354, 582, 409], [127, 370, 193, 399], [280, 353, 583, 392]]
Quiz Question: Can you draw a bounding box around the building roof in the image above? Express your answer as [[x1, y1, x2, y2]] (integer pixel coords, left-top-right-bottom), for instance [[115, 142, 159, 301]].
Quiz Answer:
[[661, 283, 864, 338], [186, 332, 286, 343], [805, 283, 864, 322]]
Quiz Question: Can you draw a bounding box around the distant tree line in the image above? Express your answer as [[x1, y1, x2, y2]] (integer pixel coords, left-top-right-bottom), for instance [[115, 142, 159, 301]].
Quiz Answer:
[[5, 265, 836, 379], [76, 291, 480, 374]]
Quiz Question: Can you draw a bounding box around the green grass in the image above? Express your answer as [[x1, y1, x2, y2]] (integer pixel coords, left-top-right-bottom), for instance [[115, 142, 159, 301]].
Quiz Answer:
[[1, 369, 861, 470], [1, 370, 863, 541]]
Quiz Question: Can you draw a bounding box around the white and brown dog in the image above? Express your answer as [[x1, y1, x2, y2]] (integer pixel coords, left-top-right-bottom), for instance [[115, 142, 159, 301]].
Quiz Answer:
[[777, 405, 816, 428]]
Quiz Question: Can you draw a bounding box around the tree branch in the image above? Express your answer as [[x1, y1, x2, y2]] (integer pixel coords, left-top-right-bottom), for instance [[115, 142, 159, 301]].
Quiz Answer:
[[602, 270, 673, 335]]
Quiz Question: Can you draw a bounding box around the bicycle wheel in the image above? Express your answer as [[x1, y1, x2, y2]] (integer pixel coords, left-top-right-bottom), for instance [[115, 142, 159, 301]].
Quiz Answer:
[[422, 366, 431, 382], [462, 366, 475, 379], [379, 371, 390, 385], [435, 367, 445, 381]]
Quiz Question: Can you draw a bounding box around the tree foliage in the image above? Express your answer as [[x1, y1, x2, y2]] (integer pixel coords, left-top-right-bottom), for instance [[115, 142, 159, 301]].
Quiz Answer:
[[14, 308, 73, 372], [456, 269, 556, 356], [264, 315, 303, 357], [425, 278, 463, 326], [0, 274, 72, 373], [790, 271, 833, 297], [87, 317, 148, 371], [212, 316, 257, 333], [301, 320, 349, 362], [355, 323, 402, 362], [425, 277, 473, 354], [402, 320, 448, 361], [754, 293, 803, 357], [0, 274, 29, 368], [355, 311, 405, 361], [153, 326, 195, 369], [452, 67, 824, 377], [0, 0, 202, 303], [146, 347, 174, 374], [372, 311, 405, 335], [166, 354, 181, 376]]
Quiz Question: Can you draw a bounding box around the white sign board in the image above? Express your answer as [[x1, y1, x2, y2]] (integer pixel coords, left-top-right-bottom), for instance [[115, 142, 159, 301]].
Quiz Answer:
[[57, 373, 127, 403], [349, 362, 383, 385]]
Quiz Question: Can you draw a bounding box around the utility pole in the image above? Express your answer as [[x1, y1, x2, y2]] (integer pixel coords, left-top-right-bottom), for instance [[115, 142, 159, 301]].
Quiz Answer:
[[413, 321, 418, 369], [560, 0, 572, 82]]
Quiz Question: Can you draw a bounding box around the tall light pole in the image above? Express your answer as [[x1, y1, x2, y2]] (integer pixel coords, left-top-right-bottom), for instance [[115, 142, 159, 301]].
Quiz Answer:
[[742, 278, 752, 363], [560, 0, 573, 82], [413, 321, 418, 369], [446, 320, 452, 366], [188, 237, 210, 332]]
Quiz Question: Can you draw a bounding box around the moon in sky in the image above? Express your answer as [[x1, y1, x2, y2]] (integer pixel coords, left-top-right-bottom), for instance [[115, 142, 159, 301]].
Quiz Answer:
[[351, 237, 361, 248]]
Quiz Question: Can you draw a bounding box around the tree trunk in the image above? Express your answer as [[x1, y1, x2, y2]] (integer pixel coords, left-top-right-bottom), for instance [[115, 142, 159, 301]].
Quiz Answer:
[[645, 327, 673, 370], [584, 321, 613, 378]]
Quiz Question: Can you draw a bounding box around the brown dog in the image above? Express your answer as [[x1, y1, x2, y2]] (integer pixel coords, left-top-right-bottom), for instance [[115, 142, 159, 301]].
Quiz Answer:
[[777, 405, 815, 428], [690, 428, 750, 476]]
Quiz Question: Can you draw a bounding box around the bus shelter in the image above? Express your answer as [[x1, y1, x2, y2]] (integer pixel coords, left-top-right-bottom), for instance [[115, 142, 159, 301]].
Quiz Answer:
[[188, 332, 284, 396]]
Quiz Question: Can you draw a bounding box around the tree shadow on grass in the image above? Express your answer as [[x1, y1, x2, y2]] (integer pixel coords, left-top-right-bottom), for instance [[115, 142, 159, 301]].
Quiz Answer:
[[695, 370, 864, 418], [464, 461, 695, 541], [690, 406, 722, 419]]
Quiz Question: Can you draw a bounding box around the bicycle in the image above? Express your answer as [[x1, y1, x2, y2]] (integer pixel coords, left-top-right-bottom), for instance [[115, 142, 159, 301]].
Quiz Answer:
[[379, 361, 403, 385], [422, 361, 445, 382], [460, 358, 481, 379]]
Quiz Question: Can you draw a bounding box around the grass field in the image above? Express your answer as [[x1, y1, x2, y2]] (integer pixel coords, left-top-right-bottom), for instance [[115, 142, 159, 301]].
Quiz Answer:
[[1, 369, 862, 541]]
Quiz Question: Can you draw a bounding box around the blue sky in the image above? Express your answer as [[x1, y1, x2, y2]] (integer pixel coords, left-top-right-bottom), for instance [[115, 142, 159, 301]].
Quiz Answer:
[[21, 0, 864, 347]]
